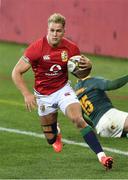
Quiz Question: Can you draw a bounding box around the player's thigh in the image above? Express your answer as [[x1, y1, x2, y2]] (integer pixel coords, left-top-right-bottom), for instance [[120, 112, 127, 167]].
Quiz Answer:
[[58, 83, 79, 115], [40, 112, 58, 125], [35, 92, 58, 116], [96, 115, 110, 137], [65, 102, 82, 120], [96, 108, 128, 137], [108, 108, 128, 132], [58, 83, 87, 128], [65, 102, 87, 128]]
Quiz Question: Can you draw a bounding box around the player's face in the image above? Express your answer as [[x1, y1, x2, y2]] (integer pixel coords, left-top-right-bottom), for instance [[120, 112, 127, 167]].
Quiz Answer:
[[47, 22, 65, 47]]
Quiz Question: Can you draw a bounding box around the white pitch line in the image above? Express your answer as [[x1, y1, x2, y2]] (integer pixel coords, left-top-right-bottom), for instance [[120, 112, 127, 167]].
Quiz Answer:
[[0, 99, 24, 107], [0, 127, 128, 156]]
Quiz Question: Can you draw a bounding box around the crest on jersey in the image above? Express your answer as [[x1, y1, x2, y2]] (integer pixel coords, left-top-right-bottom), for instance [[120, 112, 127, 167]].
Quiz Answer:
[[61, 51, 68, 62]]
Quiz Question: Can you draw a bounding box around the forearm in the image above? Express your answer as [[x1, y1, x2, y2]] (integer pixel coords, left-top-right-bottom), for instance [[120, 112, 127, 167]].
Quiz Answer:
[[106, 75, 128, 90]]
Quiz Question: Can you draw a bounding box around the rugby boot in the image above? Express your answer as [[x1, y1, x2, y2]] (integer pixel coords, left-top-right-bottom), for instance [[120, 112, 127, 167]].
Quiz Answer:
[[101, 156, 113, 170], [52, 133, 63, 153]]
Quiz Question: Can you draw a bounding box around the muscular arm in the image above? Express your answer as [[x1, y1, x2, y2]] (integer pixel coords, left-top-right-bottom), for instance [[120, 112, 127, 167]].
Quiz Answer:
[[12, 59, 31, 96], [12, 59, 37, 111], [104, 75, 128, 90], [95, 75, 128, 91]]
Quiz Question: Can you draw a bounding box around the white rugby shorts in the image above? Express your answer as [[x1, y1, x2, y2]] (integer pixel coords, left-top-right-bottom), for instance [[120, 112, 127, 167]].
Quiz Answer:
[[34, 83, 79, 116], [96, 108, 128, 137]]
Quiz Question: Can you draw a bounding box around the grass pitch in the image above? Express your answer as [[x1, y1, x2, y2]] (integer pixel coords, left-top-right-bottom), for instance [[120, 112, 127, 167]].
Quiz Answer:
[[0, 41, 128, 179]]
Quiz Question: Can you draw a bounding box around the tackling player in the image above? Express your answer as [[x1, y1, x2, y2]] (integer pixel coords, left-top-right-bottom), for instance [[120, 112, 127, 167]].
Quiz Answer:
[[75, 73, 128, 137], [12, 13, 113, 170]]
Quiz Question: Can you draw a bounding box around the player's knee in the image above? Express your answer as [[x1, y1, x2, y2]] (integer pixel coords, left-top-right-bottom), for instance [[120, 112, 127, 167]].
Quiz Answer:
[[76, 118, 87, 129], [70, 115, 87, 129], [41, 122, 58, 134]]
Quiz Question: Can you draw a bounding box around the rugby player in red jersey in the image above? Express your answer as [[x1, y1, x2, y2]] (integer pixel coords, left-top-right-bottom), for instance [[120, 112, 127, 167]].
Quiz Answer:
[[12, 13, 113, 170]]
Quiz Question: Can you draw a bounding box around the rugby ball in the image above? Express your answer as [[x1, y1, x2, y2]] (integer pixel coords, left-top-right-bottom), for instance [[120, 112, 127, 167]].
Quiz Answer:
[[67, 55, 92, 79]]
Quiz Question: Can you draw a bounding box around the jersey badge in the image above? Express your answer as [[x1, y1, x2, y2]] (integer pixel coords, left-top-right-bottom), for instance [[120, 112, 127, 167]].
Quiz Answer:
[[61, 51, 68, 62]]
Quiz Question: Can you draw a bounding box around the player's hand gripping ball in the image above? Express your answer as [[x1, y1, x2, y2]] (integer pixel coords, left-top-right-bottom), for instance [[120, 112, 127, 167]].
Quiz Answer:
[[67, 55, 92, 79]]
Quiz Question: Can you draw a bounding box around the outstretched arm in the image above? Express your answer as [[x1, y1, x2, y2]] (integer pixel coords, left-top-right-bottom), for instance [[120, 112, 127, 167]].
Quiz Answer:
[[105, 75, 128, 90], [12, 58, 37, 112]]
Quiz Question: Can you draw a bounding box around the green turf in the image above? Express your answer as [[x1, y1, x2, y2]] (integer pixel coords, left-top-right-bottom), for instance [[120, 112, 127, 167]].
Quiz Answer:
[[0, 41, 128, 179]]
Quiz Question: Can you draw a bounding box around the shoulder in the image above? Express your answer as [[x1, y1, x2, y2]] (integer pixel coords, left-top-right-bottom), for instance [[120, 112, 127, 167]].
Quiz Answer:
[[28, 38, 43, 49], [90, 76, 108, 90], [24, 38, 43, 60], [62, 37, 78, 47], [90, 76, 107, 84], [62, 37, 80, 56], [86, 76, 105, 82], [94, 76, 105, 80], [63, 38, 79, 49], [78, 76, 104, 86]]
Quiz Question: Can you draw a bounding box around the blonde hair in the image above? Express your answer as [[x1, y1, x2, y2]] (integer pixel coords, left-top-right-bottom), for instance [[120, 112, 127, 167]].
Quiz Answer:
[[48, 13, 66, 27]]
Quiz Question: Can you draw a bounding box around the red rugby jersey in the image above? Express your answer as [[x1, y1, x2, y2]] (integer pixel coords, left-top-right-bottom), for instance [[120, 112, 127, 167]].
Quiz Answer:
[[24, 36, 80, 95]]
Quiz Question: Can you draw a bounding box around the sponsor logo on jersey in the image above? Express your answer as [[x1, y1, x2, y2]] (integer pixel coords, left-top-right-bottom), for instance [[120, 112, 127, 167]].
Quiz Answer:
[[43, 55, 50, 60], [49, 64, 61, 73], [61, 51, 68, 62], [45, 64, 62, 76]]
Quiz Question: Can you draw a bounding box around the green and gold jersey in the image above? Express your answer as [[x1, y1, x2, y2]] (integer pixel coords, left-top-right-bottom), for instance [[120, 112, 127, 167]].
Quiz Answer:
[[75, 75, 128, 127]]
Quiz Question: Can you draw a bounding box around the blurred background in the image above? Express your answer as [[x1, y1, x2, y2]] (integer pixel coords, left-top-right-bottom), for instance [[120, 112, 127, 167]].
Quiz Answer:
[[0, 0, 128, 58], [0, 0, 128, 179]]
